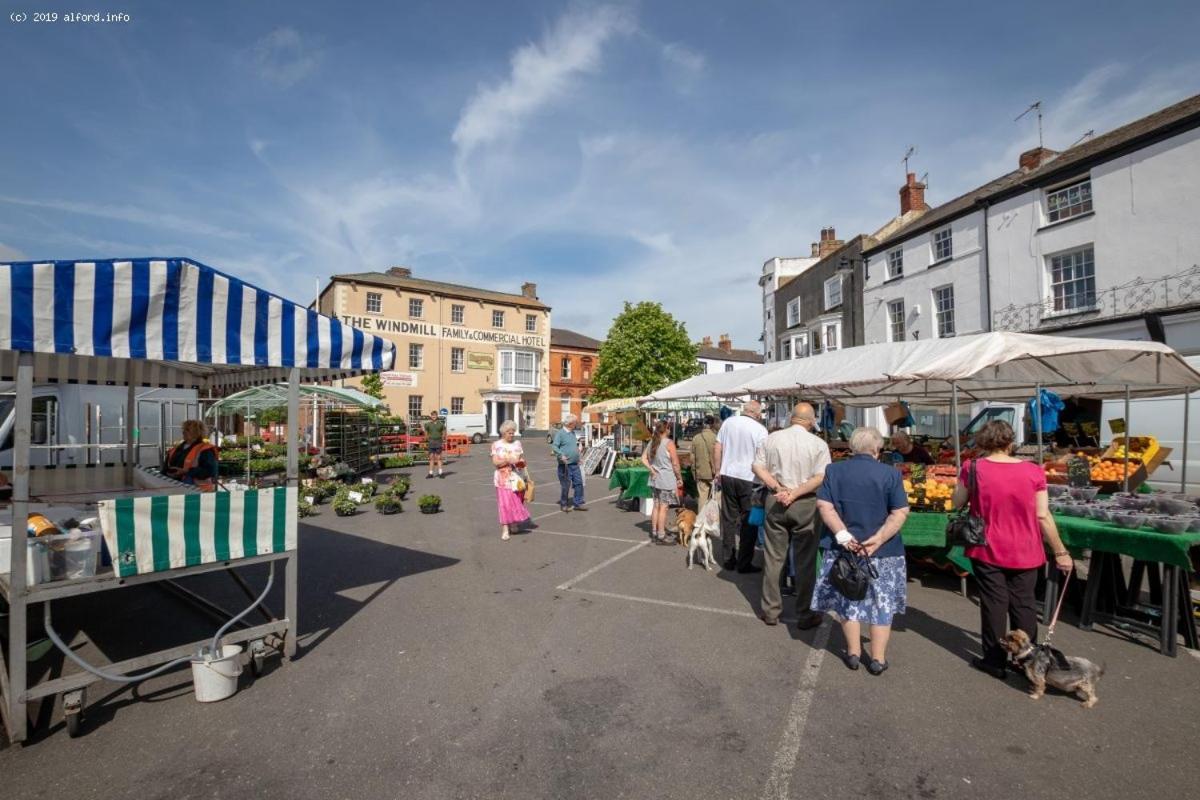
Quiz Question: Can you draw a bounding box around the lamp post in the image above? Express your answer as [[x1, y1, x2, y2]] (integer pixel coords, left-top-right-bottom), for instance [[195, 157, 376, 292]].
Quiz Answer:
[[837, 255, 862, 348]]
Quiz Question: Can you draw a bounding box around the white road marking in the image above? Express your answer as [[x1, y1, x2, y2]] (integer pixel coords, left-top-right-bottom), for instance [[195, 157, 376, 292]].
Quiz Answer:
[[760, 617, 832, 800], [532, 492, 619, 521], [556, 541, 648, 590], [565, 588, 761, 619], [537, 530, 646, 543], [1186, 646, 1200, 663]]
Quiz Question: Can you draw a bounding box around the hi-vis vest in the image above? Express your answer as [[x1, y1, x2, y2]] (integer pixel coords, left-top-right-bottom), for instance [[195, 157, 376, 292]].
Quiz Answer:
[[169, 441, 219, 492]]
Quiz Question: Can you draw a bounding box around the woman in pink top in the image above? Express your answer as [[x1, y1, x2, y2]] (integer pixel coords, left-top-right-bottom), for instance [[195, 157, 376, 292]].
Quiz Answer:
[[952, 420, 1073, 679]]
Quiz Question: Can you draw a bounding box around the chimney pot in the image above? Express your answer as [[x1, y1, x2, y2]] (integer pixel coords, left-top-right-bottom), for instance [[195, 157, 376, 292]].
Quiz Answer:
[[899, 173, 926, 215], [701, 335, 712, 347], [387, 266, 412, 278], [816, 226, 843, 258], [521, 281, 537, 299], [717, 334, 732, 353]]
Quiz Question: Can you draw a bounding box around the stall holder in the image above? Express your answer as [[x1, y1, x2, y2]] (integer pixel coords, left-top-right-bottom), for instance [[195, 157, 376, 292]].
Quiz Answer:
[[0, 257, 396, 743]]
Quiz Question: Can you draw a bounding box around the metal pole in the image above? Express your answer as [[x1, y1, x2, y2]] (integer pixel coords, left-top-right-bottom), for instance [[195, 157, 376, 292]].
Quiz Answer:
[[125, 361, 137, 482], [952, 382, 962, 470], [1182, 390, 1191, 493], [284, 367, 300, 659], [287, 369, 300, 485], [6, 351, 33, 743], [1034, 382, 1044, 466], [1123, 384, 1131, 494]]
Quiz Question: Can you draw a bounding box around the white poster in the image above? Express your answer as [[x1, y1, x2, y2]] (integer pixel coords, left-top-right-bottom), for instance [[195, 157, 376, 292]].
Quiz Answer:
[[381, 371, 419, 387]]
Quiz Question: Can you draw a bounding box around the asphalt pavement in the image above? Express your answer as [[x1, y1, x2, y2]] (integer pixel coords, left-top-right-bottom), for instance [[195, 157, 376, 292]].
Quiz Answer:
[[2, 444, 1198, 799]]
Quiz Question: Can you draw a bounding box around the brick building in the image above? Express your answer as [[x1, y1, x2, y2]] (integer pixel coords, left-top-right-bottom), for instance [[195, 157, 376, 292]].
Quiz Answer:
[[549, 328, 602, 427]]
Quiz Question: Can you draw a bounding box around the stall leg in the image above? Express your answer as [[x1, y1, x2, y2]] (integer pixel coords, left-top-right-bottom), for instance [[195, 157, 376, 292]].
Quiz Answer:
[[5, 350, 33, 743], [62, 688, 86, 738], [284, 551, 299, 660], [1078, 553, 1108, 631], [1161, 565, 1178, 657]]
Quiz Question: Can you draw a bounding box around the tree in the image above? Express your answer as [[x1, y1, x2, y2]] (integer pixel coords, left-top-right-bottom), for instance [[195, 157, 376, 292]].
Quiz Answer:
[[256, 405, 289, 425], [591, 302, 698, 400], [359, 373, 385, 400]]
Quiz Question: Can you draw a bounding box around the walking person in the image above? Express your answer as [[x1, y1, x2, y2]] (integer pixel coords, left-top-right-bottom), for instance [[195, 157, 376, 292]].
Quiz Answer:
[[424, 410, 446, 479], [551, 413, 586, 512], [952, 419, 1073, 679], [813, 427, 910, 675], [752, 403, 830, 629], [690, 415, 718, 509], [641, 420, 683, 544], [491, 420, 530, 541], [714, 400, 768, 573]]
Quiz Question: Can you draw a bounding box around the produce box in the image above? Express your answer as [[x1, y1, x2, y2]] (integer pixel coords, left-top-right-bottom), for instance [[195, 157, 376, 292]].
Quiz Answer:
[[1090, 457, 1148, 494], [1103, 437, 1169, 477]]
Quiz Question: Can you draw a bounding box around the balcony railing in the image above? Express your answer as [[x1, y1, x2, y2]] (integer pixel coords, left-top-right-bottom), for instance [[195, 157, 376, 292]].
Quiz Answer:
[[992, 264, 1200, 332]]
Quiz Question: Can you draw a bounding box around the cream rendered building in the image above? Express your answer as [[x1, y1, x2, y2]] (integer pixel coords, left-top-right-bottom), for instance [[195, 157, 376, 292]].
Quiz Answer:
[[318, 267, 551, 435]]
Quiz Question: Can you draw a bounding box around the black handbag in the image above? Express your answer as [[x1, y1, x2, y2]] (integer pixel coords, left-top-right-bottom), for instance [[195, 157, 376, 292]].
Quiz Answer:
[[945, 458, 988, 547], [829, 548, 878, 601]]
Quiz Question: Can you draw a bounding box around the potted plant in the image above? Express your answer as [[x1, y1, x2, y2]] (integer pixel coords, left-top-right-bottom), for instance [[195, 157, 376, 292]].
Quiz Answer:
[[418, 494, 441, 514], [333, 497, 358, 517], [374, 495, 403, 515], [298, 499, 315, 518], [389, 477, 411, 499]]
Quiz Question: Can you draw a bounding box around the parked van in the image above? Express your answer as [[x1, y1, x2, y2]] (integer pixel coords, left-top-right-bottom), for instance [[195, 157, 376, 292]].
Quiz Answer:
[[444, 413, 488, 444]]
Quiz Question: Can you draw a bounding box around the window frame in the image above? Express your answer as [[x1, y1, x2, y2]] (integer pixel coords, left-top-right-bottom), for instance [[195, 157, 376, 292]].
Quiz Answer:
[[450, 304, 465, 325], [407, 395, 423, 420], [933, 228, 953, 262], [559, 393, 572, 417], [887, 299, 906, 342], [1045, 177, 1093, 224], [560, 357, 571, 380], [499, 350, 539, 389], [492, 310, 505, 328], [450, 346, 465, 373], [933, 284, 956, 338], [823, 275, 843, 310], [781, 338, 791, 360], [450, 397, 464, 415], [1046, 246, 1097, 314], [794, 332, 810, 359], [699, 362, 708, 374], [823, 320, 841, 352], [724, 364, 734, 373], [525, 314, 537, 333], [786, 298, 801, 328], [365, 292, 382, 315], [887, 248, 904, 280], [408, 342, 424, 370], [408, 297, 424, 319]]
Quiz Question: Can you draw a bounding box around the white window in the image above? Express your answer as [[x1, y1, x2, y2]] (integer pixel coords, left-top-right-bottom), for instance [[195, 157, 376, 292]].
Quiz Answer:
[[1048, 247, 1096, 312], [699, 362, 708, 374], [582, 357, 593, 381], [811, 328, 823, 355], [450, 347, 464, 372], [522, 398, 536, 422], [366, 292, 382, 314], [887, 300, 906, 342], [492, 310, 505, 328], [450, 397, 464, 415], [408, 298, 424, 318], [794, 332, 809, 358], [933, 228, 953, 262], [1046, 179, 1092, 224], [786, 298, 800, 327], [408, 395, 423, 419], [823, 321, 841, 352], [451, 304, 465, 324], [560, 394, 571, 417], [933, 285, 955, 338], [887, 249, 904, 280], [781, 339, 792, 360], [499, 350, 538, 389], [525, 314, 537, 333], [823, 276, 843, 310], [408, 343, 424, 369], [560, 357, 571, 380], [724, 364, 734, 372]]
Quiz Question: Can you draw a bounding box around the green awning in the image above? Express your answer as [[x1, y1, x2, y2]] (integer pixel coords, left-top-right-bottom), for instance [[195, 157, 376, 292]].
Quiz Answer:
[[204, 383, 387, 418]]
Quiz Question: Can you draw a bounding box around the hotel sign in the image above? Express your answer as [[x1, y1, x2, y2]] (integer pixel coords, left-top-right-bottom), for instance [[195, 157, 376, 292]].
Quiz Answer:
[[467, 351, 494, 370], [341, 316, 547, 349]]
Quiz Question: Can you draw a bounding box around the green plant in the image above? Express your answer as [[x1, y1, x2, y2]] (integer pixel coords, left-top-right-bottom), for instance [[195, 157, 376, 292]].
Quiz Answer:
[[417, 494, 441, 510], [380, 455, 414, 469], [374, 495, 403, 514], [388, 477, 410, 498], [332, 497, 358, 517], [357, 481, 378, 499], [297, 500, 315, 518]]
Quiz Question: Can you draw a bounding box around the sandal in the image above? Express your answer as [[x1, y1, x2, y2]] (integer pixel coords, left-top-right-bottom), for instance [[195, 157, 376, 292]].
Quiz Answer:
[[841, 652, 861, 671], [866, 658, 889, 676]]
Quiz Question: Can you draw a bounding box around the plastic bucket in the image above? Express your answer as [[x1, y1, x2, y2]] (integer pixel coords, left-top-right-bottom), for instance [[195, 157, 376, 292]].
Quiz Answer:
[[190, 644, 243, 702]]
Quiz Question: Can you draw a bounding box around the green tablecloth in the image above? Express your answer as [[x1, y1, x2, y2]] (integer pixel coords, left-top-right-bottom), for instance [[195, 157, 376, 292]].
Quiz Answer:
[[900, 511, 1200, 570], [608, 467, 697, 501]]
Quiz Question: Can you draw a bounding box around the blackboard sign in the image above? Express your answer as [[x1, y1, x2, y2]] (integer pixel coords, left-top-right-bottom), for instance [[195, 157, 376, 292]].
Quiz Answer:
[[1066, 456, 1092, 487], [580, 445, 609, 475]]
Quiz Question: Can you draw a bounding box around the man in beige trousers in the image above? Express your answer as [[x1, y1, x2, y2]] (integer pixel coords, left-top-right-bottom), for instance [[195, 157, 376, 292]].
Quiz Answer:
[[690, 415, 718, 508]]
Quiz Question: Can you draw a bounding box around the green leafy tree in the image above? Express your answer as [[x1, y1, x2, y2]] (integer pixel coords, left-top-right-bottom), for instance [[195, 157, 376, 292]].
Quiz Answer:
[[591, 302, 698, 400], [256, 405, 289, 426], [359, 373, 385, 400]]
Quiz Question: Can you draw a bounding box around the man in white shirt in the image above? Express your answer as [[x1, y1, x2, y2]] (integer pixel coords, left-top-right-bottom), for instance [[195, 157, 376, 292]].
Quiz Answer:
[[753, 402, 831, 629], [713, 400, 768, 572]]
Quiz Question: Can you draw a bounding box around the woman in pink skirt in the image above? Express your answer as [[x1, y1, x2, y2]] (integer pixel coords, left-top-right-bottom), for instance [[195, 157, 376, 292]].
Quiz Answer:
[[491, 420, 530, 540]]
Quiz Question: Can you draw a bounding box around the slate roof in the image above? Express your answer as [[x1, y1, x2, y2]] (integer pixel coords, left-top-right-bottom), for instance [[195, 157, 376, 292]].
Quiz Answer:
[[329, 271, 550, 310], [550, 328, 603, 351], [697, 345, 764, 364]]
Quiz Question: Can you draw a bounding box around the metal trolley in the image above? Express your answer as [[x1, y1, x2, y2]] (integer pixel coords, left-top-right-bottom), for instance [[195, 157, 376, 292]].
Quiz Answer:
[[0, 257, 395, 743]]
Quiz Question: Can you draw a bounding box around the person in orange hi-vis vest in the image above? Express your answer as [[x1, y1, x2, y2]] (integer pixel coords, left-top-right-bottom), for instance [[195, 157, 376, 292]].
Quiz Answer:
[[165, 419, 220, 491]]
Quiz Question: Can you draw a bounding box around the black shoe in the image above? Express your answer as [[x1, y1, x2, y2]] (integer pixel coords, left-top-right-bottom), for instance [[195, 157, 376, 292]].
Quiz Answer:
[[781, 584, 796, 596], [439, 473, 445, 479], [737, 565, 763, 574], [572, 505, 588, 511], [866, 658, 889, 676], [722, 558, 738, 570], [426, 473, 433, 479], [970, 657, 1007, 680], [794, 613, 824, 631], [841, 653, 861, 671]]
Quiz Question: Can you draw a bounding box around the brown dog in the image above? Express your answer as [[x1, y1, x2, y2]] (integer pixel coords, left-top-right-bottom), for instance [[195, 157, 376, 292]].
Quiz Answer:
[[675, 509, 697, 547], [1002, 629, 1104, 707]]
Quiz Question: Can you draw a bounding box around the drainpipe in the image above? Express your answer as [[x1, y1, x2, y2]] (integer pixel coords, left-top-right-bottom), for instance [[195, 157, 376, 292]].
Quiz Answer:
[[980, 199, 993, 331]]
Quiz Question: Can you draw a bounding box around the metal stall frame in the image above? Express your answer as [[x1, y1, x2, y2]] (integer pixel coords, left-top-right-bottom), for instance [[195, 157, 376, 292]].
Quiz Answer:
[[0, 258, 395, 744]]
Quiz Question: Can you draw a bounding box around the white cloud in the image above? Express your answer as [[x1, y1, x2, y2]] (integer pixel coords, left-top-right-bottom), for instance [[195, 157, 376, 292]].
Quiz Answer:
[[250, 27, 322, 88], [661, 42, 705, 75], [0, 195, 249, 242], [451, 5, 634, 169]]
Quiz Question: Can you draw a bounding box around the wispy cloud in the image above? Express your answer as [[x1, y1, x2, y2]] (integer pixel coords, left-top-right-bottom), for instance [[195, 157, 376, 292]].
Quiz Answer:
[[451, 5, 634, 171], [0, 195, 250, 242], [250, 27, 322, 88]]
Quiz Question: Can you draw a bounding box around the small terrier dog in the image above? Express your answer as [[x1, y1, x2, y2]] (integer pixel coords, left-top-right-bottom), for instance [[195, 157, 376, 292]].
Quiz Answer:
[[684, 499, 720, 571], [1002, 630, 1104, 708], [675, 508, 697, 548]]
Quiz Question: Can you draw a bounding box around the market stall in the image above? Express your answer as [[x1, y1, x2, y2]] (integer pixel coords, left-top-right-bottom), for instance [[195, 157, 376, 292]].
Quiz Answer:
[[0, 257, 396, 742]]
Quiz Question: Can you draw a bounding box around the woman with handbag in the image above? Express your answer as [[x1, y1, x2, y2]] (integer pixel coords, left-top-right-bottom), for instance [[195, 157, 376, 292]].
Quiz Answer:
[[491, 420, 530, 541], [813, 428, 910, 675], [641, 420, 683, 544], [951, 420, 1073, 679]]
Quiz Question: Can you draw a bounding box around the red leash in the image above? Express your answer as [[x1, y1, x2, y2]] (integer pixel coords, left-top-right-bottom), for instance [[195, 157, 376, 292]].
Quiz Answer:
[[1042, 568, 1073, 647]]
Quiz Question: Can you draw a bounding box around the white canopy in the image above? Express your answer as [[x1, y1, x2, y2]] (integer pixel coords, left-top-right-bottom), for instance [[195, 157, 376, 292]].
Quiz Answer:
[[649, 362, 793, 400], [653, 332, 1200, 406]]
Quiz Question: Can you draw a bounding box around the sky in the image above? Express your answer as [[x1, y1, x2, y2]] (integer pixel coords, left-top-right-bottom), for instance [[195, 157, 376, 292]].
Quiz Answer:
[[3, 0, 1199, 350]]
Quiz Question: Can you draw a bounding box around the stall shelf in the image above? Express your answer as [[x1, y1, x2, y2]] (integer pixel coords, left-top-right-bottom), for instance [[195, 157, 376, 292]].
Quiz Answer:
[[0, 257, 396, 743]]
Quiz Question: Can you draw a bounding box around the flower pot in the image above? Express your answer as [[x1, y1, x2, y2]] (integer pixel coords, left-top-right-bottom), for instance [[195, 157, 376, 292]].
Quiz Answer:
[[419, 504, 440, 514]]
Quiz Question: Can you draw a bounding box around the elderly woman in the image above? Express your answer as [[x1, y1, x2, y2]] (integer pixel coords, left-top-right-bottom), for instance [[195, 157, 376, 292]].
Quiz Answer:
[[491, 420, 530, 540], [952, 420, 1073, 678], [165, 419, 220, 491], [813, 427, 910, 675]]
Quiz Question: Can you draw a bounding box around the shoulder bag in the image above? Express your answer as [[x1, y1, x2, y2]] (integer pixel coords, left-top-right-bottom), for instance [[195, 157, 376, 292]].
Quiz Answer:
[[829, 547, 878, 601], [945, 458, 988, 547]]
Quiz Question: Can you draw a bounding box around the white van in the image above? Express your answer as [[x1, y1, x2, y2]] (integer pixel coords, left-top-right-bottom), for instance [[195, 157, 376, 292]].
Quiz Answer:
[[444, 413, 488, 444]]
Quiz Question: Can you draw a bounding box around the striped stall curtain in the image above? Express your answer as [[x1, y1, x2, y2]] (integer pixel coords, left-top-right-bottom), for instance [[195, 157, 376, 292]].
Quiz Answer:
[[99, 488, 298, 577]]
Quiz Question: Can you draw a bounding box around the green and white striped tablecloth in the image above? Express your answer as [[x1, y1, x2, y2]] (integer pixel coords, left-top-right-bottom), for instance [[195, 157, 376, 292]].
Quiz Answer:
[[99, 488, 298, 577]]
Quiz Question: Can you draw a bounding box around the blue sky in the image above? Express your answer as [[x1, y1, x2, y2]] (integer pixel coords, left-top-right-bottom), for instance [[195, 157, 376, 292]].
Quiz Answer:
[[3, 0, 1198, 348]]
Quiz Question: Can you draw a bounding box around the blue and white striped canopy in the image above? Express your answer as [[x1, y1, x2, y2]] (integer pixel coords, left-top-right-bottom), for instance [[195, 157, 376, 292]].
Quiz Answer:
[[0, 258, 395, 389]]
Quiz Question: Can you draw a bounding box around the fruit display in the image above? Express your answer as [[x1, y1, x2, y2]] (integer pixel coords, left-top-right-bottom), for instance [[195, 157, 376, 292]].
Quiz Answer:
[[1090, 458, 1135, 483], [901, 463, 957, 512], [1105, 436, 1159, 465]]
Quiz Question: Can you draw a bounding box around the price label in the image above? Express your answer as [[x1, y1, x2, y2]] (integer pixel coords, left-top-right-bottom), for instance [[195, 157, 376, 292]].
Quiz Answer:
[[347, 491, 364, 503], [1108, 418, 1126, 435], [1066, 456, 1092, 487], [360, 477, 374, 485], [304, 495, 315, 505]]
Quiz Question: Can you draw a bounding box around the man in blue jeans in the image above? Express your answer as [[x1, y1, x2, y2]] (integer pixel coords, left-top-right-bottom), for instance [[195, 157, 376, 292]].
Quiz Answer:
[[551, 414, 586, 512]]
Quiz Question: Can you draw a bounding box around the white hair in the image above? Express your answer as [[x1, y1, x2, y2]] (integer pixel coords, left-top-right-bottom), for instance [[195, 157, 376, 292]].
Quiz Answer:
[[849, 427, 884, 455], [499, 420, 518, 434], [562, 413, 578, 426]]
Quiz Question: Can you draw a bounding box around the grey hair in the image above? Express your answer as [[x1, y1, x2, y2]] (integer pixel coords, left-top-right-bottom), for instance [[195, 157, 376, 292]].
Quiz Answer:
[[499, 420, 518, 435], [849, 427, 884, 455], [562, 413, 578, 425]]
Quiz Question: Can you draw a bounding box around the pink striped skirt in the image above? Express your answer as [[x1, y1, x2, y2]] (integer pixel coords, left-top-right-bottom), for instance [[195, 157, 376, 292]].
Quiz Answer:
[[496, 486, 530, 525]]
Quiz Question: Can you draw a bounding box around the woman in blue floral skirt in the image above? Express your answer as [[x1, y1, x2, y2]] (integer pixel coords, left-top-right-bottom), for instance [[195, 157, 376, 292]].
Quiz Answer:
[[813, 427, 910, 675]]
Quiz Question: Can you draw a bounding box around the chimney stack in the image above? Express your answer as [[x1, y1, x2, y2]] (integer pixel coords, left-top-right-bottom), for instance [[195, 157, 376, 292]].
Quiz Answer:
[[811, 243, 820, 257], [717, 334, 732, 353], [1018, 147, 1059, 172], [521, 281, 538, 299], [899, 173, 927, 215], [387, 266, 412, 278], [817, 226, 844, 258], [701, 335, 713, 347]]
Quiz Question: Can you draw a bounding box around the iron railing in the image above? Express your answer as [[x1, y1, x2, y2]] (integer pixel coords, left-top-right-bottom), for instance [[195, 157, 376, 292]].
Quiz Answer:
[[992, 264, 1200, 332]]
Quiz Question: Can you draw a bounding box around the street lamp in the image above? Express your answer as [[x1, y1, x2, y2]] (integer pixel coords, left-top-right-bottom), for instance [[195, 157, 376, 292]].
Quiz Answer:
[[837, 255, 863, 348]]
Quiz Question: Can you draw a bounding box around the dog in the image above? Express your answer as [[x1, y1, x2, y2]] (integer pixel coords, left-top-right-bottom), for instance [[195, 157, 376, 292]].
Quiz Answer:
[[685, 498, 721, 571], [675, 508, 697, 547], [1002, 629, 1104, 708]]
